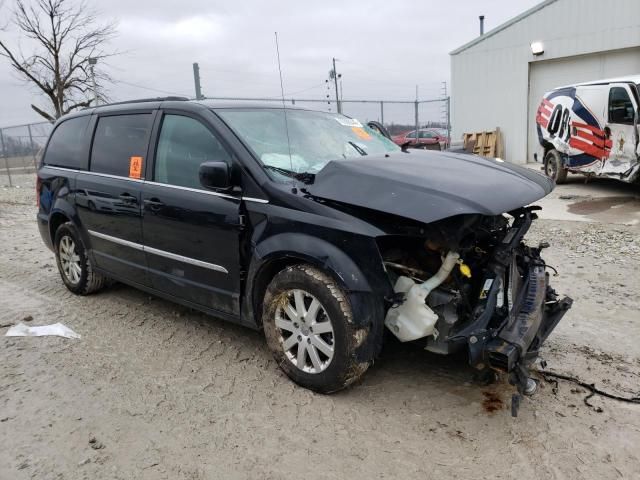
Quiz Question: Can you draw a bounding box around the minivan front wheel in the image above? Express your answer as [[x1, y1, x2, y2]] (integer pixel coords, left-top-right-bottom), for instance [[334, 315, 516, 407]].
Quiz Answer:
[[262, 265, 369, 393], [54, 222, 107, 295]]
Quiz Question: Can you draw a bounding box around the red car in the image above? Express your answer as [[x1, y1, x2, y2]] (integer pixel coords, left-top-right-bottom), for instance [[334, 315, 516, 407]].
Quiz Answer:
[[392, 129, 448, 150]]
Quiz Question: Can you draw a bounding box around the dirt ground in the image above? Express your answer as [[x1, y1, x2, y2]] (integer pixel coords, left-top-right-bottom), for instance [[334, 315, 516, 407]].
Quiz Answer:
[[1, 173, 639, 480]]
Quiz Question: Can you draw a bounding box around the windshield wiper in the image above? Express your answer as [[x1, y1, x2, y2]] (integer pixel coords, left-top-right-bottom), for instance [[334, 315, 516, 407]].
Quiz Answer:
[[348, 141, 368, 156], [263, 164, 315, 184]]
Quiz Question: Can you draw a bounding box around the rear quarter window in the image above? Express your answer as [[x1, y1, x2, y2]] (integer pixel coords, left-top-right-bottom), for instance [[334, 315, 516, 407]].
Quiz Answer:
[[43, 116, 91, 169], [90, 114, 153, 177]]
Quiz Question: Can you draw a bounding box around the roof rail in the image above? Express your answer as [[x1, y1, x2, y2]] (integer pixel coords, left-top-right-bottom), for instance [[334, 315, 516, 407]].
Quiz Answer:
[[91, 96, 190, 108]]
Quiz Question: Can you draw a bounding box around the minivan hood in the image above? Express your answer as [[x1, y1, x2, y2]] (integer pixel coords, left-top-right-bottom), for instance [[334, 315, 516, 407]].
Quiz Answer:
[[306, 151, 553, 224]]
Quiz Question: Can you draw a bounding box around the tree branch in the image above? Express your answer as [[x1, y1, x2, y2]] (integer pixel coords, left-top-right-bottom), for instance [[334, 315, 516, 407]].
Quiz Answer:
[[31, 104, 56, 122], [0, 0, 116, 119]]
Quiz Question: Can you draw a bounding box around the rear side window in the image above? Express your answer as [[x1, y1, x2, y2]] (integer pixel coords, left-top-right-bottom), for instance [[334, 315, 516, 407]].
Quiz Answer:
[[43, 116, 91, 169], [154, 114, 232, 189], [90, 114, 153, 177]]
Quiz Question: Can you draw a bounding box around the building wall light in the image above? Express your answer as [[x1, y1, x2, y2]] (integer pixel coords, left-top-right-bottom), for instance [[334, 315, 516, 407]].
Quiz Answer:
[[530, 42, 544, 56]]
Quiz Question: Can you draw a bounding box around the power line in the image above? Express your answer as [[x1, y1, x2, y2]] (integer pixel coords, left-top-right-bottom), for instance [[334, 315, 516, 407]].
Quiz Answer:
[[284, 83, 326, 96], [112, 80, 191, 98]]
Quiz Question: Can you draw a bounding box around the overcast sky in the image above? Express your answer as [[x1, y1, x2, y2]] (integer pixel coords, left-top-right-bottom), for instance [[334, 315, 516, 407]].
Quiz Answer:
[[0, 0, 539, 127]]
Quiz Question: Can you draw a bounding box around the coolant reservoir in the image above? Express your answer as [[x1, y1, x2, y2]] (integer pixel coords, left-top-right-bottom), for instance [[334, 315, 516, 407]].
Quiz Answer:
[[385, 276, 439, 342]]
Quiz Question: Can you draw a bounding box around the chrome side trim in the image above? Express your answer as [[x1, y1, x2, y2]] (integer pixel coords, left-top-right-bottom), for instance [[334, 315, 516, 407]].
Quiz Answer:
[[78, 170, 145, 183], [44, 166, 267, 203], [144, 245, 229, 273], [242, 196, 269, 204], [87, 230, 228, 274], [144, 180, 239, 201], [88, 230, 144, 251], [45, 166, 145, 183], [43, 165, 79, 174]]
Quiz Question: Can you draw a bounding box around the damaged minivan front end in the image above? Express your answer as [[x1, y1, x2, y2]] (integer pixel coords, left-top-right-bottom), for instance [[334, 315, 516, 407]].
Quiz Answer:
[[378, 207, 572, 397], [306, 150, 573, 399]]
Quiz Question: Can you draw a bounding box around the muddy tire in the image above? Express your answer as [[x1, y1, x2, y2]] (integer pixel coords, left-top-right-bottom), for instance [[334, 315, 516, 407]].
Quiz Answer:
[[262, 265, 369, 394], [544, 149, 568, 184], [54, 222, 108, 295]]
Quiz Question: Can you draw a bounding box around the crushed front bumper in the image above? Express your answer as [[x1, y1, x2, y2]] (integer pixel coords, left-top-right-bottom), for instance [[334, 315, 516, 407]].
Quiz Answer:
[[457, 207, 573, 395], [483, 268, 573, 393]]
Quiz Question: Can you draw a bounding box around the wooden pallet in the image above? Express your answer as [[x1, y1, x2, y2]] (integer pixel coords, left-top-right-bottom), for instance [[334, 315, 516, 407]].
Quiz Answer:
[[462, 128, 502, 158]]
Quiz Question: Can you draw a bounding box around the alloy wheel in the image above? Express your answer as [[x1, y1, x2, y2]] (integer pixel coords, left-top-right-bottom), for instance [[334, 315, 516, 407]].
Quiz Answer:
[[274, 289, 335, 374], [59, 235, 81, 284]]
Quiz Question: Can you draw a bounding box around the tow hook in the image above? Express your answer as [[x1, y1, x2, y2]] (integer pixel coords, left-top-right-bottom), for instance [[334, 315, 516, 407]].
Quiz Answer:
[[523, 377, 538, 396], [510, 360, 540, 417]]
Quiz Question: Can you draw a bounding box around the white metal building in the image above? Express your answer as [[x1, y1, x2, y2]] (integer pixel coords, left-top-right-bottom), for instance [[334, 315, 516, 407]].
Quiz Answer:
[[450, 0, 640, 164]]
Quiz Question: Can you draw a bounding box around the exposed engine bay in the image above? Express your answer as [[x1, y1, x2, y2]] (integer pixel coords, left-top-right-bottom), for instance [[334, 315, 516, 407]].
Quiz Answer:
[[379, 206, 573, 406]]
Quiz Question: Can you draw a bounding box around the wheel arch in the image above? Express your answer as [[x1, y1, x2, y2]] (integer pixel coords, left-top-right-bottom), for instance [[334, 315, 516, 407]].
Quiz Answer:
[[48, 198, 91, 252], [541, 141, 555, 159], [243, 233, 384, 330], [49, 210, 72, 246], [244, 234, 387, 362]]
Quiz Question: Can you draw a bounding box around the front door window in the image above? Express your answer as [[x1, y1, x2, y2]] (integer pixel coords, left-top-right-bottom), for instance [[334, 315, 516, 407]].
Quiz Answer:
[[154, 115, 232, 189]]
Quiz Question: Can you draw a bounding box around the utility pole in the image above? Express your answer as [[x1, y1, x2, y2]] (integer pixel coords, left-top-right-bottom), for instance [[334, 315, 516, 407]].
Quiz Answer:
[[442, 81, 451, 148], [88, 57, 98, 106], [193, 62, 203, 100], [414, 85, 419, 138], [331, 58, 341, 114]]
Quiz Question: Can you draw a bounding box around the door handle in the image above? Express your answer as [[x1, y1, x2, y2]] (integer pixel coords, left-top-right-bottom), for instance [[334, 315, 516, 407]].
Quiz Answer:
[[119, 193, 138, 204], [144, 198, 165, 211]]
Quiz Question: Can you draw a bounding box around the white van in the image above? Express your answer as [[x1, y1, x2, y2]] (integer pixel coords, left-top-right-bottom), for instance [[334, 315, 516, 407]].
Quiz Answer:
[[535, 75, 640, 184]]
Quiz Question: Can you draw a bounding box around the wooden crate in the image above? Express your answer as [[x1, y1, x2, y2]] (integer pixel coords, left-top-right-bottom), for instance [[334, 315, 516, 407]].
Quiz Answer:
[[462, 128, 502, 158]]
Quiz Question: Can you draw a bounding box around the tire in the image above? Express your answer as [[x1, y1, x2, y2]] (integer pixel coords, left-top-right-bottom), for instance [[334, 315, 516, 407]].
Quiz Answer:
[[54, 221, 107, 295], [544, 149, 568, 184], [262, 265, 370, 394]]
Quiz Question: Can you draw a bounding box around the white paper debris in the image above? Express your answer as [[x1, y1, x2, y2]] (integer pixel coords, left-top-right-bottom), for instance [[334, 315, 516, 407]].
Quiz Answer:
[[5, 322, 81, 339]]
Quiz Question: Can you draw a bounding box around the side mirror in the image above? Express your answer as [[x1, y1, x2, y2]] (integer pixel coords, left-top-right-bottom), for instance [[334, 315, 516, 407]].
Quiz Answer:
[[199, 161, 230, 190]]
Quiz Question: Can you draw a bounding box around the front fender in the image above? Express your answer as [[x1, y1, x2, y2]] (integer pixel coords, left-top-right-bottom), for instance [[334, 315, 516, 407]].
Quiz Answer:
[[254, 232, 374, 293], [242, 232, 390, 361]]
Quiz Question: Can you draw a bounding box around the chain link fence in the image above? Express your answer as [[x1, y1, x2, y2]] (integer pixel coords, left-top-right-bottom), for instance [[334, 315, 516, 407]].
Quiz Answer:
[[204, 96, 451, 138], [1, 121, 52, 186], [0, 96, 450, 186]]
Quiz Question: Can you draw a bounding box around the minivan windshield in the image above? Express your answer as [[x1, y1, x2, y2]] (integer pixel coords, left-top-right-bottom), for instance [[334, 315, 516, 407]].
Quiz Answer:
[[216, 108, 399, 181]]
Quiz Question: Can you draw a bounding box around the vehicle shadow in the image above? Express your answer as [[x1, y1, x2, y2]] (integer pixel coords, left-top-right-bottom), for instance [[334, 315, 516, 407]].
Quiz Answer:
[[105, 283, 507, 406], [361, 336, 491, 390]]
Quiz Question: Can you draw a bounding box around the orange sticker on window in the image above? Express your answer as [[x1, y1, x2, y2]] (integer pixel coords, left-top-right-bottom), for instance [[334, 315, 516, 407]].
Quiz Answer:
[[351, 127, 371, 140], [129, 156, 142, 179]]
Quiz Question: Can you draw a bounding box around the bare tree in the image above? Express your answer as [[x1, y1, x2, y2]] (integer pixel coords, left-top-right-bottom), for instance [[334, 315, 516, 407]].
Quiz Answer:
[[0, 0, 116, 122]]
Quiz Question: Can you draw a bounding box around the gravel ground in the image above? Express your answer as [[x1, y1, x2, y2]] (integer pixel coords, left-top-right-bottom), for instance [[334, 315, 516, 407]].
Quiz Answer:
[[1, 174, 639, 480]]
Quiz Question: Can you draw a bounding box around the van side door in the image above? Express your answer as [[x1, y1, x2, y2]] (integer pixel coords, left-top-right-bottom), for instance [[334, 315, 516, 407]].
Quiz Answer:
[[603, 83, 639, 175], [76, 112, 155, 286], [141, 111, 242, 316]]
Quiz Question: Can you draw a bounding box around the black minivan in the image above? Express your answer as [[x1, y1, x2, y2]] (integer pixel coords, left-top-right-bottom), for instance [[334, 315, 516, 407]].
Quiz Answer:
[[37, 98, 571, 397]]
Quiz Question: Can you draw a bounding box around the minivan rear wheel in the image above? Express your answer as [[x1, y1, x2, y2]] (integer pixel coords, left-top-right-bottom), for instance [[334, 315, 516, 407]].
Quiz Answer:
[[262, 265, 369, 393], [54, 222, 107, 295]]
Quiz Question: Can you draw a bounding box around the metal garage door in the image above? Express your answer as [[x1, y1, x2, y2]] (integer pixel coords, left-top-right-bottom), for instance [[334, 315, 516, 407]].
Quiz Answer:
[[527, 46, 640, 163]]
